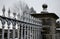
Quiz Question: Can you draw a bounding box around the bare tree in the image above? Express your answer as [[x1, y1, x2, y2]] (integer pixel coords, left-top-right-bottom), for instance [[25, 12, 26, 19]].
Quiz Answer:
[[11, 0, 30, 20], [12, 1, 29, 15], [30, 7, 36, 14], [11, 0, 36, 21]]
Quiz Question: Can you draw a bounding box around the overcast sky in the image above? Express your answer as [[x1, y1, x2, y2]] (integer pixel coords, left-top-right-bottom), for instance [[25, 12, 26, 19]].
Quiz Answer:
[[0, 0, 60, 20]]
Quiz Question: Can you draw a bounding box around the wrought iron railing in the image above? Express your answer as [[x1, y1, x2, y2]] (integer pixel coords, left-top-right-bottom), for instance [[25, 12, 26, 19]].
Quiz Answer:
[[0, 6, 42, 39]]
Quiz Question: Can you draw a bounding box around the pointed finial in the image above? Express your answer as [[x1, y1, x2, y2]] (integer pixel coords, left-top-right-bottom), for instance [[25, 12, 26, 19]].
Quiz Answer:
[[13, 12, 16, 19], [2, 5, 5, 16], [8, 8, 10, 18], [8, 8, 10, 13]]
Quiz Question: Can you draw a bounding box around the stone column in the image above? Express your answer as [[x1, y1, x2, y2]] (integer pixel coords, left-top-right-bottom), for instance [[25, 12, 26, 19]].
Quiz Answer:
[[1, 19, 5, 39], [48, 18, 56, 39], [51, 19, 56, 39]]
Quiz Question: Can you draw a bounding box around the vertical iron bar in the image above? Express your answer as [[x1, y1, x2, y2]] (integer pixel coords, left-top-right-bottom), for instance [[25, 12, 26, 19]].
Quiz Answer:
[[13, 26, 15, 39], [2, 25, 4, 39], [8, 26, 10, 39], [20, 24, 21, 39]]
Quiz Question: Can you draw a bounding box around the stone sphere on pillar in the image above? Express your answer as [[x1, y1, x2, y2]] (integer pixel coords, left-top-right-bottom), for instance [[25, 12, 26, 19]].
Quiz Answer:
[[42, 4, 48, 9]]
